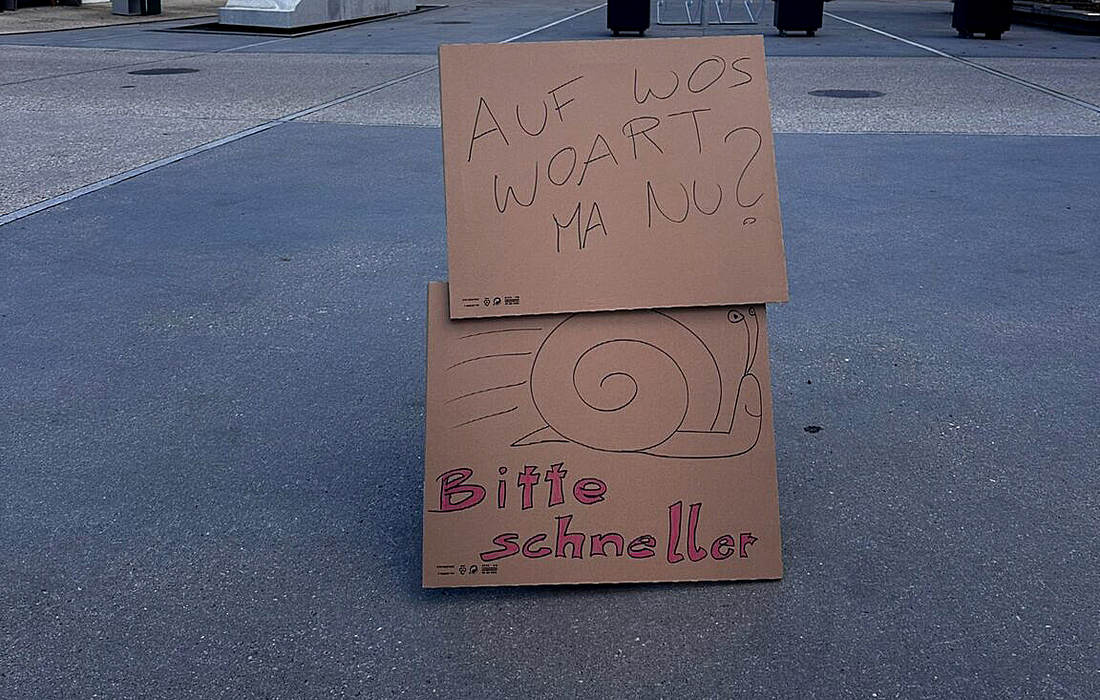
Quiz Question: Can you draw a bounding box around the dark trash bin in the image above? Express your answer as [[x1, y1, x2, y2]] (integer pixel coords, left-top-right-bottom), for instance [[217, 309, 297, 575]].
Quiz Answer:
[[608, 0, 650, 36], [774, 0, 824, 36], [952, 0, 1011, 39], [112, 0, 159, 15]]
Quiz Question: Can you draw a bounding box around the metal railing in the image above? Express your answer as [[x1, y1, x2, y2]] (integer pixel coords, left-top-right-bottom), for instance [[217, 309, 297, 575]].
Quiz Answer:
[[656, 0, 766, 25]]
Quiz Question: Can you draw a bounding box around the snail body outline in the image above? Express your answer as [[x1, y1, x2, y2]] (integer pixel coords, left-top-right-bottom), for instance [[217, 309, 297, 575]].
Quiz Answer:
[[511, 307, 763, 459]]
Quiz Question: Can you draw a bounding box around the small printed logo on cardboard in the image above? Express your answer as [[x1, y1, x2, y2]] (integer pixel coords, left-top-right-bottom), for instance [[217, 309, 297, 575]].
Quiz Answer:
[[436, 563, 499, 577], [461, 295, 520, 309]]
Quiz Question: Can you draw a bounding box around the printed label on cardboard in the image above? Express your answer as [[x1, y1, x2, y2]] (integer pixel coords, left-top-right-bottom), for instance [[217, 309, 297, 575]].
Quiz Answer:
[[423, 282, 783, 587], [439, 36, 788, 319]]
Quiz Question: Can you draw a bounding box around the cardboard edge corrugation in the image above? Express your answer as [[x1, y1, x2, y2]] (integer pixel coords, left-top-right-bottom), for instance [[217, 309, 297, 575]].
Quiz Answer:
[[443, 294, 783, 321], [754, 44, 789, 305], [421, 282, 436, 589], [437, 45, 458, 323], [424, 573, 784, 590]]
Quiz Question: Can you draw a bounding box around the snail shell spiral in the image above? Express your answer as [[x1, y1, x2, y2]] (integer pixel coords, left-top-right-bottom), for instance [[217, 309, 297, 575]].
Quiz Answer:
[[528, 310, 723, 453]]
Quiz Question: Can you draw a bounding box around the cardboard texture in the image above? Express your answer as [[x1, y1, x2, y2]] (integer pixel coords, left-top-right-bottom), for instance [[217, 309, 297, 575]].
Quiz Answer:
[[439, 36, 788, 319], [423, 283, 782, 587]]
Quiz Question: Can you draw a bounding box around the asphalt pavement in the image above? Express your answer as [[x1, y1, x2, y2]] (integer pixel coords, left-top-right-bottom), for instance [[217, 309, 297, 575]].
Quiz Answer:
[[1, 1, 1099, 698]]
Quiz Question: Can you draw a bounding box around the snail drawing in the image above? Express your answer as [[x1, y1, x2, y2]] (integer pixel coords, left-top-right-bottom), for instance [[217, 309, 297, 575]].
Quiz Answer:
[[510, 307, 763, 459]]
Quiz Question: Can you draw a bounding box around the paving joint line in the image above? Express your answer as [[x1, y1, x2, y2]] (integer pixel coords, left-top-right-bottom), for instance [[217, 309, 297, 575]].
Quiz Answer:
[[0, 27, 344, 88], [218, 35, 296, 52], [0, 3, 607, 227], [0, 52, 202, 87], [275, 65, 439, 122], [0, 67, 433, 227], [824, 11, 1100, 115], [0, 14, 216, 38], [499, 3, 606, 43]]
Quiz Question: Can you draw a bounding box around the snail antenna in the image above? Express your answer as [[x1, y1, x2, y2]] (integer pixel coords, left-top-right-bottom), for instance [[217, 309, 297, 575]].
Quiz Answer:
[[745, 307, 759, 375]]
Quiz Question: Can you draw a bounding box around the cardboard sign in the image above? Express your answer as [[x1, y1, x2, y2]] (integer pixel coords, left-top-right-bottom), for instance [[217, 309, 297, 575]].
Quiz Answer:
[[439, 36, 788, 319], [423, 282, 782, 587]]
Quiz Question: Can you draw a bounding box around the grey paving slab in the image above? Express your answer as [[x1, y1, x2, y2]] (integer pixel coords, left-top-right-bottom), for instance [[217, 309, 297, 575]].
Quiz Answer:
[[1, 50, 434, 120], [768, 56, 1100, 134], [0, 111, 254, 212], [823, 0, 1100, 59], [973, 57, 1100, 107], [0, 47, 434, 213], [0, 30, 289, 52], [0, 45, 201, 85], [300, 67, 440, 125], [0, 0, 220, 35], [302, 55, 1100, 134], [2, 123, 1099, 700], [0, 17, 241, 49]]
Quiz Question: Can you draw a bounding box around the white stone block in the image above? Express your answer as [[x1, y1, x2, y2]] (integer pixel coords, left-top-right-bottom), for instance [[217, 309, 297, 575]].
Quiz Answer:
[[219, 0, 415, 29]]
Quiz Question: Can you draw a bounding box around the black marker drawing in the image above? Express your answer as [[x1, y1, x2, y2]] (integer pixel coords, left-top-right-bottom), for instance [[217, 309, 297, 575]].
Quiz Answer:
[[634, 68, 679, 104], [458, 328, 543, 340], [452, 406, 519, 429], [724, 126, 763, 208], [687, 56, 726, 93], [445, 380, 529, 405], [447, 328, 542, 429], [446, 352, 532, 371], [509, 308, 762, 459], [516, 101, 549, 137], [728, 57, 754, 89]]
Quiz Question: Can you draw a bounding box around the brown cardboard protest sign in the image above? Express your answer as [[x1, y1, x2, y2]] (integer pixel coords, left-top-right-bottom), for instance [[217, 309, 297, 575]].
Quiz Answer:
[[423, 282, 782, 587], [439, 36, 788, 319]]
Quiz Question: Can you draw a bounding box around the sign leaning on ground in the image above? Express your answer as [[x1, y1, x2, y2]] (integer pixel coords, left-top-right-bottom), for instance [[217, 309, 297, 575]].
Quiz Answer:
[[425, 36, 788, 587], [439, 36, 788, 319], [422, 282, 783, 587]]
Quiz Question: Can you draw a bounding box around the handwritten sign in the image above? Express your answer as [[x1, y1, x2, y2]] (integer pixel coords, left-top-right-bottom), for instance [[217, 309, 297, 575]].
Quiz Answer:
[[422, 282, 783, 587], [439, 36, 788, 319]]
